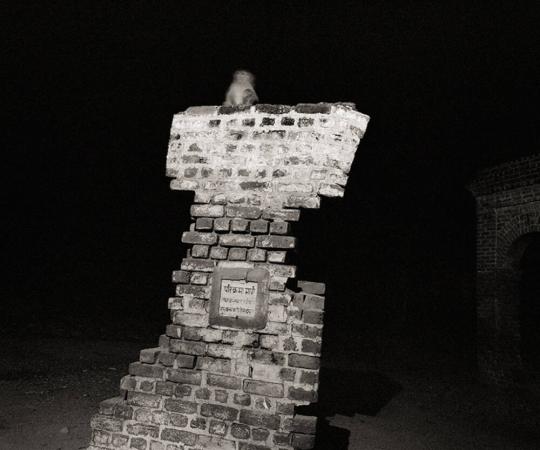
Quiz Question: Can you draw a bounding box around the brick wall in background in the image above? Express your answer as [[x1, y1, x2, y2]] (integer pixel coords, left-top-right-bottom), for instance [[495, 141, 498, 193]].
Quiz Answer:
[[469, 154, 540, 385], [86, 103, 369, 450]]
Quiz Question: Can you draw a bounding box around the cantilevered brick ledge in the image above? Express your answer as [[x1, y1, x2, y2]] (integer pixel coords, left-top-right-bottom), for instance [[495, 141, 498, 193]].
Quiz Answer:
[[87, 103, 369, 450]]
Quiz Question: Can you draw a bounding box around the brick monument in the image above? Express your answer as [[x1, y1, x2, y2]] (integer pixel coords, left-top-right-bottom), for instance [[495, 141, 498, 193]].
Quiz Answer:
[[468, 154, 540, 385], [87, 101, 369, 449]]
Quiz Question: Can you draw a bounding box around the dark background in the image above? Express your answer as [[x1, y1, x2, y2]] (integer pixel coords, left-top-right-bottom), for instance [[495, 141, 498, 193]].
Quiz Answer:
[[3, 1, 539, 365]]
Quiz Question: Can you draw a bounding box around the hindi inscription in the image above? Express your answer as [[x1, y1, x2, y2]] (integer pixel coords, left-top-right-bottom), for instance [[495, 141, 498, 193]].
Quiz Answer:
[[219, 280, 258, 318]]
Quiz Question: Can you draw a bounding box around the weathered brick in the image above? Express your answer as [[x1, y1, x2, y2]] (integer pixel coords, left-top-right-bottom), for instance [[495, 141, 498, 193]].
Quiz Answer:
[[252, 428, 270, 441], [214, 218, 231, 232], [267, 250, 287, 263], [175, 284, 209, 297], [243, 379, 284, 397], [239, 410, 280, 430], [126, 422, 160, 438], [169, 339, 206, 356], [233, 392, 251, 406], [215, 389, 229, 403], [155, 381, 175, 396], [207, 373, 241, 390], [210, 246, 229, 259], [301, 339, 321, 354], [303, 294, 325, 311], [90, 415, 123, 432], [231, 218, 249, 232], [182, 231, 217, 245], [238, 443, 272, 450], [299, 370, 319, 385], [226, 205, 262, 219], [130, 437, 147, 450], [196, 356, 232, 374], [181, 258, 215, 272], [190, 204, 225, 218], [127, 392, 161, 408], [250, 219, 269, 233], [165, 324, 182, 338], [190, 417, 207, 429], [165, 368, 202, 385], [209, 419, 228, 436], [288, 354, 320, 369], [129, 362, 164, 379], [229, 247, 248, 260], [292, 433, 316, 449], [248, 248, 266, 262], [262, 209, 301, 222], [172, 311, 208, 327], [200, 403, 239, 421], [292, 415, 317, 433], [269, 221, 289, 235], [169, 413, 189, 428], [220, 234, 255, 247], [231, 422, 251, 439], [256, 235, 296, 249], [160, 428, 197, 445], [288, 386, 317, 402], [191, 244, 210, 258], [175, 384, 192, 397], [291, 324, 322, 338], [298, 281, 326, 295], [195, 387, 211, 400], [139, 348, 160, 364], [172, 270, 190, 283], [195, 217, 214, 230], [163, 398, 198, 414]]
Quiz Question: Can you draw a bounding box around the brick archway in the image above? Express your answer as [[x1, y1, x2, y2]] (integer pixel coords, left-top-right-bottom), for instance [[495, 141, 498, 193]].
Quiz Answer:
[[469, 155, 540, 385]]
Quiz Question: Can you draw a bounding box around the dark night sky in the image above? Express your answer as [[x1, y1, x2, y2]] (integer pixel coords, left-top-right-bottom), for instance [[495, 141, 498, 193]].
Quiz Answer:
[[3, 2, 540, 354]]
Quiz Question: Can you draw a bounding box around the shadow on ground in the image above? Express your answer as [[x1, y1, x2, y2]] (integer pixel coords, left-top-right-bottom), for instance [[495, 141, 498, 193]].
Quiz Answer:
[[297, 368, 402, 449]]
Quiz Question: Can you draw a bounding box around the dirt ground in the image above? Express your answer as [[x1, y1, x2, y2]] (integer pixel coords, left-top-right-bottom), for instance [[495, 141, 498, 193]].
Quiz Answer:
[[0, 338, 539, 450]]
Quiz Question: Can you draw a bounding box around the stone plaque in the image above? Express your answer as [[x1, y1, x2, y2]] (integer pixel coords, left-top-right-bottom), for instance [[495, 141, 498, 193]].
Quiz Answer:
[[209, 267, 270, 330]]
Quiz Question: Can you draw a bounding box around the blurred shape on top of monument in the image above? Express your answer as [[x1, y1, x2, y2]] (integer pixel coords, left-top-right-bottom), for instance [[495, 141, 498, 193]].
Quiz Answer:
[[223, 70, 259, 106]]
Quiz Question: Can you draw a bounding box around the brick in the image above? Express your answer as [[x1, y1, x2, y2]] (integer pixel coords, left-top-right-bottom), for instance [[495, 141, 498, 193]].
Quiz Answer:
[[301, 339, 321, 354], [195, 387, 211, 400], [126, 423, 160, 438], [298, 281, 326, 295], [269, 221, 289, 234], [90, 415, 123, 432], [243, 380, 284, 397], [233, 393, 251, 406], [160, 428, 197, 445], [292, 433, 316, 449], [273, 432, 292, 445], [182, 231, 217, 245], [215, 389, 229, 403], [229, 247, 248, 260], [250, 219, 269, 233], [252, 428, 270, 441], [172, 311, 208, 327], [139, 347, 161, 364], [175, 384, 192, 397], [190, 417, 207, 429], [172, 270, 190, 283], [267, 251, 287, 263], [195, 217, 214, 230], [231, 218, 249, 232], [292, 415, 317, 434], [169, 339, 206, 356], [196, 356, 232, 374], [128, 362, 163, 379], [226, 205, 262, 219], [127, 392, 161, 408], [210, 246, 229, 259], [165, 324, 182, 338], [248, 248, 266, 261], [262, 209, 301, 222], [181, 258, 215, 272], [239, 410, 280, 430], [169, 413, 189, 428], [163, 398, 198, 414], [130, 437, 149, 449], [291, 324, 322, 338], [207, 373, 241, 390], [175, 284, 208, 297], [303, 294, 325, 310], [220, 234, 255, 247], [299, 370, 319, 385], [288, 386, 317, 402], [165, 368, 202, 385], [207, 343, 234, 358], [231, 422, 250, 439], [214, 218, 231, 232], [303, 310, 324, 324], [155, 381, 175, 396], [238, 444, 272, 450], [288, 354, 320, 369], [256, 235, 296, 249], [191, 244, 209, 258], [190, 204, 225, 218], [200, 403, 239, 421], [209, 419, 228, 436]]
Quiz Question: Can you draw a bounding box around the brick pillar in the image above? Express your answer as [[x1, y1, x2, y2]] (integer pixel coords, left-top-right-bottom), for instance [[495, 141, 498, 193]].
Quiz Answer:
[[87, 103, 369, 450]]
